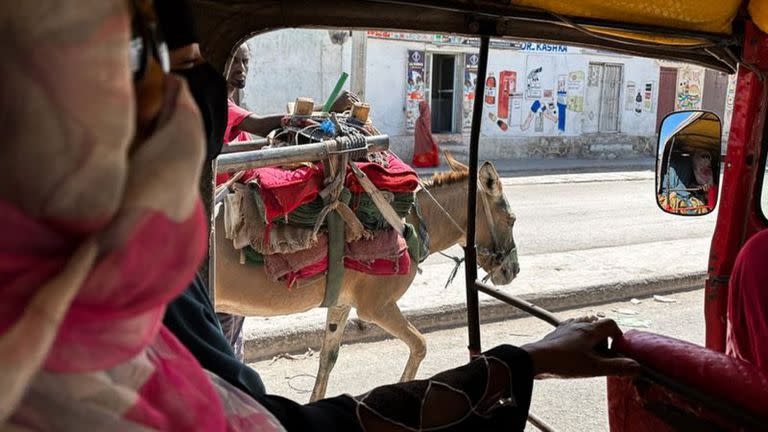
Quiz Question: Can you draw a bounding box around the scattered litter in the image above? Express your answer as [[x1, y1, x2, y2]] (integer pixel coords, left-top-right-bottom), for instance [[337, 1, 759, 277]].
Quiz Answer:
[[596, 311, 606, 318], [653, 294, 678, 303], [285, 373, 316, 394], [616, 317, 652, 328], [630, 298, 642, 305], [612, 308, 639, 316], [269, 348, 315, 365]]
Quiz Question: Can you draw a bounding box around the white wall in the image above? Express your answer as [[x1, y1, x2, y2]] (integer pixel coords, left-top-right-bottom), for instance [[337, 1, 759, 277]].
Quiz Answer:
[[364, 39, 661, 141], [243, 29, 352, 115], [364, 39, 426, 137]]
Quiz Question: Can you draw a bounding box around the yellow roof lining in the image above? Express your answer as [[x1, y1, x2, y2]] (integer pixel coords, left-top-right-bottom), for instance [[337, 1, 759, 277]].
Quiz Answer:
[[676, 114, 722, 152], [506, 0, 741, 34]]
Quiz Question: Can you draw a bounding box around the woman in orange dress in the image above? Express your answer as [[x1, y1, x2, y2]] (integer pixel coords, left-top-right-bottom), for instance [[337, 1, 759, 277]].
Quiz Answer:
[[412, 100, 440, 167]]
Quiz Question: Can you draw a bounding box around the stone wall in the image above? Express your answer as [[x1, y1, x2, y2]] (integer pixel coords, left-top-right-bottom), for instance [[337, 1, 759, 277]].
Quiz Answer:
[[390, 133, 656, 162]]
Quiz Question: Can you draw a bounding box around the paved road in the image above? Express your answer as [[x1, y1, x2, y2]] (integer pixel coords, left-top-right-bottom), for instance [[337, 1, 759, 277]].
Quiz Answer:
[[250, 289, 705, 432], [504, 175, 716, 256]]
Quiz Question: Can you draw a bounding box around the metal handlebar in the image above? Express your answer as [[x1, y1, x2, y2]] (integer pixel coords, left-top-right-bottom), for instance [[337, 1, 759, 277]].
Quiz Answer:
[[215, 134, 389, 173]]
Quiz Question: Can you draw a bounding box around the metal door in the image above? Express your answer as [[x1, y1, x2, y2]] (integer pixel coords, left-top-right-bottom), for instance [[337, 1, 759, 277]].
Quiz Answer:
[[598, 63, 622, 132], [656, 67, 678, 131], [583, 63, 603, 133], [703, 69, 729, 121]]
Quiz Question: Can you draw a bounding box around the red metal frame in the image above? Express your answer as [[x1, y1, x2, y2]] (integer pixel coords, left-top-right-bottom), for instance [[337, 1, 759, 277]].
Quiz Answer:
[[705, 22, 768, 351]]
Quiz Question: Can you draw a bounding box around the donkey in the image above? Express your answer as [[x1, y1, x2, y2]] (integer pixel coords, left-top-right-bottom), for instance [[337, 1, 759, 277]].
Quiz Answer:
[[214, 155, 519, 401]]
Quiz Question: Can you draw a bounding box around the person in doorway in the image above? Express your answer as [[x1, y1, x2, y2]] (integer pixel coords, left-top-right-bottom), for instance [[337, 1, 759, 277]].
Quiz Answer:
[[412, 100, 440, 167]]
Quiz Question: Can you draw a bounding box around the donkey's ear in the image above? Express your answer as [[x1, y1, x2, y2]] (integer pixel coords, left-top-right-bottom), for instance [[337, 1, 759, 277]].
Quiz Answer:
[[479, 162, 502, 197], [443, 151, 468, 173]]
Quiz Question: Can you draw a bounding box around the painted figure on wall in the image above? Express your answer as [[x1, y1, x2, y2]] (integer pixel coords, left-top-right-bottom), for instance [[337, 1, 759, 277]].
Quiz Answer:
[[556, 74, 567, 132], [526, 66, 543, 98], [405, 50, 426, 130], [521, 98, 558, 131], [566, 70, 585, 113], [676, 66, 703, 110], [462, 53, 479, 130]]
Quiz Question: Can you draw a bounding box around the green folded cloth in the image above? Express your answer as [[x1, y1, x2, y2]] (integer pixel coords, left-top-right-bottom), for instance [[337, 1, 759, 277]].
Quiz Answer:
[[275, 188, 352, 228], [353, 192, 415, 231], [243, 246, 265, 265]]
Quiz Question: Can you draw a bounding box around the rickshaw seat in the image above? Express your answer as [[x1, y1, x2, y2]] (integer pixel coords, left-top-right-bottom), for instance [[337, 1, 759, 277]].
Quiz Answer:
[[607, 330, 768, 431]]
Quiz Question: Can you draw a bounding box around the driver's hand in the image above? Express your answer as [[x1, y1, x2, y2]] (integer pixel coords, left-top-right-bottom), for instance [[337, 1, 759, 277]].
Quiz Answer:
[[521, 317, 640, 379], [329, 90, 361, 113], [701, 184, 711, 192]]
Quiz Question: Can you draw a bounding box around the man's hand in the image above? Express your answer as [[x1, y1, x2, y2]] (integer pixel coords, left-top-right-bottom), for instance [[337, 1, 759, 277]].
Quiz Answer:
[[329, 90, 361, 113], [521, 317, 640, 379]]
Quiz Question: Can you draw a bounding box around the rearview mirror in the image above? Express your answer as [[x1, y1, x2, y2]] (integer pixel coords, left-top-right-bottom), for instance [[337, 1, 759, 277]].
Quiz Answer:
[[656, 111, 722, 216]]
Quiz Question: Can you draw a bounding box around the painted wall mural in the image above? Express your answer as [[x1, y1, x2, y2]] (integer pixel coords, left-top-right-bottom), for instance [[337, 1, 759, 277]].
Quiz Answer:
[[367, 31, 569, 53], [566, 71, 585, 113], [624, 81, 637, 111], [624, 80, 643, 115], [556, 75, 567, 132], [675, 65, 704, 110], [462, 53, 479, 130], [642, 81, 655, 112], [521, 57, 559, 133], [405, 50, 425, 130]]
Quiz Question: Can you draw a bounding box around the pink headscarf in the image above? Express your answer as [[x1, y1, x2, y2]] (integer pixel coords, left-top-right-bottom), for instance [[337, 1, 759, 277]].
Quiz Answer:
[[1, 2, 282, 430]]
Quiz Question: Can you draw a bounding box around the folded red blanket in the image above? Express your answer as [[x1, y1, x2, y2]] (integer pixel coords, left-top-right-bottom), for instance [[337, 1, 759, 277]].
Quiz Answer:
[[263, 229, 413, 287], [245, 165, 325, 222], [345, 251, 411, 276], [346, 152, 419, 193], [284, 256, 328, 289]]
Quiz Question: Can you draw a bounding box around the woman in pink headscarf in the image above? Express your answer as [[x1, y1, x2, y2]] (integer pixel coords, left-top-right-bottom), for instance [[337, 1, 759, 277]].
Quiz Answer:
[[0, 1, 281, 430], [412, 100, 440, 168]]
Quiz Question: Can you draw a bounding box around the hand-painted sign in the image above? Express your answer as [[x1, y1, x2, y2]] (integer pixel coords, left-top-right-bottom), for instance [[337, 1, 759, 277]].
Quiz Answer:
[[405, 50, 426, 130]]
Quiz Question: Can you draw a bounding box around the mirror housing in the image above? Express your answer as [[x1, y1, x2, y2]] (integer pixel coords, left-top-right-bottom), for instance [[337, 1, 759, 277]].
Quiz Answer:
[[656, 110, 722, 216]]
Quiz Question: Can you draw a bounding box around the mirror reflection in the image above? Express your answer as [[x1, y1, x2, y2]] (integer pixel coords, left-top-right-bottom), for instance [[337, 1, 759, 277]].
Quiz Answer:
[[656, 110, 722, 216]]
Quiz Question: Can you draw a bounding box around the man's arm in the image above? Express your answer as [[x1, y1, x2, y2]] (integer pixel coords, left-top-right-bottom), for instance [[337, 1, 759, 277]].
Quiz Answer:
[[234, 91, 362, 138], [236, 113, 284, 138]]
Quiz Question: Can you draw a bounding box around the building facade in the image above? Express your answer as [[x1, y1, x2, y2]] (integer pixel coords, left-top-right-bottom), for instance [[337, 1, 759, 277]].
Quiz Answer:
[[243, 30, 734, 160]]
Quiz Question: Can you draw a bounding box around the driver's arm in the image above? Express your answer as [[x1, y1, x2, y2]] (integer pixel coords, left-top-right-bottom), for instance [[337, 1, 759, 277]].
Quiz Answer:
[[260, 318, 639, 432]]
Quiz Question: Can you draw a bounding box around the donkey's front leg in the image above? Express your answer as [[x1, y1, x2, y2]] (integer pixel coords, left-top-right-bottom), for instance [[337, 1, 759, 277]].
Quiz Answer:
[[310, 304, 352, 402], [358, 302, 427, 382]]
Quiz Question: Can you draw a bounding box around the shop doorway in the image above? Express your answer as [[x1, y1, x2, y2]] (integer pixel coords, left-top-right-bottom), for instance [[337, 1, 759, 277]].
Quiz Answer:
[[656, 67, 678, 131], [430, 54, 456, 133]]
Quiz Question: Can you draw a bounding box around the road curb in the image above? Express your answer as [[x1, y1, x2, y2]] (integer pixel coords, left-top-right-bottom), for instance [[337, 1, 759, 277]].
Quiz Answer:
[[244, 272, 706, 363]]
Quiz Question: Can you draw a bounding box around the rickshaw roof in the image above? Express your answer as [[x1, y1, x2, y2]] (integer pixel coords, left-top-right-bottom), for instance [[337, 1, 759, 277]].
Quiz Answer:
[[190, 0, 768, 74], [673, 112, 723, 152]]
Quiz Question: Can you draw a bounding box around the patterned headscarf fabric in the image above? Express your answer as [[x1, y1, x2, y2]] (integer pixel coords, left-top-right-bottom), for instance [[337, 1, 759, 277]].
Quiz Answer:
[[0, 1, 282, 430]]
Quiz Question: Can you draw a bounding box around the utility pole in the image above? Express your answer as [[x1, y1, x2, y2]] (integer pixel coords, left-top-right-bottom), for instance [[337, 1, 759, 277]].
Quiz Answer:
[[350, 31, 368, 100]]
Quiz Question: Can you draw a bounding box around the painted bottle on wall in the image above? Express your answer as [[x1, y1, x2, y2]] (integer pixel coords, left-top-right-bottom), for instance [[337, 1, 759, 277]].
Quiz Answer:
[[498, 71, 516, 120], [485, 72, 496, 105], [488, 112, 508, 131]]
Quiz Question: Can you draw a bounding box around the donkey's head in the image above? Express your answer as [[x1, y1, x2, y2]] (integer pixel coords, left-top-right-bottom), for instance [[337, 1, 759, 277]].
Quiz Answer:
[[445, 152, 519, 285]]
